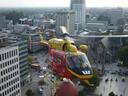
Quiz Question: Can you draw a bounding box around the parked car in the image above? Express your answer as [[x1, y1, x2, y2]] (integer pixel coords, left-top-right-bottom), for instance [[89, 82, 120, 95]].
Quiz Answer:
[[38, 87, 43, 94], [31, 64, 41, 70]]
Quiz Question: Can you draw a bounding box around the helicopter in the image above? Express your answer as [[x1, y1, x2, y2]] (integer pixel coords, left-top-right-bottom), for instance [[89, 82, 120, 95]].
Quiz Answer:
[[30, 26, 93, 86]]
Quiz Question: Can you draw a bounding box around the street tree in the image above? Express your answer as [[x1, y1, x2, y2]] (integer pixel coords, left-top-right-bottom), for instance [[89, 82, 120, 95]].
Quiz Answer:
[[25, 89, 35, 96], [38, 80, 45, 86], [117, 45, 128, 66], [78, 90, 84, 96], [97, 15, 110, 24], [108, 91, 116, 96], [89, 68, 100, 87], [4, 11, 25, 24], [28, 55, 33, 64]]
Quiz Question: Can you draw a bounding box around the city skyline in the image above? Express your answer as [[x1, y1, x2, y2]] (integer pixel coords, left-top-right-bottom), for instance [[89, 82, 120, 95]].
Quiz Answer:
[[0, 0, 128, 8]]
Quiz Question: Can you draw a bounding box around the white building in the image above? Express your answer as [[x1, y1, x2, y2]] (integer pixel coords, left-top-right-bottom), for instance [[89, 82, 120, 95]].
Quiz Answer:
[[56, 11, 75, 34], [71, 0, 86, 31], [0, 46, 21, 96]]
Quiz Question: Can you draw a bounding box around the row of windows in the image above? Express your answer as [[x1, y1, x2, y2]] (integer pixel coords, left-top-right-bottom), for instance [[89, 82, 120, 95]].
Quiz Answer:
[[0, 71, 19, 84], [0, 49, 18, 61], [20, 71, 29, 77], [19, 55, 28, 60], [1, 65, 19, 76], [0, 58, 18, 69], [20, 66, 29, 73], [0, 86, 20, 96], [19, 58, 27, 64], [10, 89, 20, 96], [0, 38, 6, 44], [19, 49, 28, 55], [52, 55, 62, 65], [0, 77, 20, 91]]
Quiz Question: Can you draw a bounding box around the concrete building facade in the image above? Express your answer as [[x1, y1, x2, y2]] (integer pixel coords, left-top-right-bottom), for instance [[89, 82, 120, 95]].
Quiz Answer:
[[22, 33, 43, 53], [56, 11, 75, 34], [7, 34, 30, 86], [0, 33, 8, 47], [15, 40, 29, 86], [0, 46, 21, 96], [70, 0, 86, 31], [0, 15, 6, 28], [110, 8, 123, 25]]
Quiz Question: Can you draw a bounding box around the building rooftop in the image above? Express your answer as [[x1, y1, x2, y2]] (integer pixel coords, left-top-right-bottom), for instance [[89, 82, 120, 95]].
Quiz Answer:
[[0, 45, 17, 52], [87, 23, 106, 26], [0, 33, 8, 47]]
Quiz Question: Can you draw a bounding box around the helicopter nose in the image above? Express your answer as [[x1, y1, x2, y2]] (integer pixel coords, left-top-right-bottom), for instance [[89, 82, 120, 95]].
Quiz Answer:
[[82, 66, 93, 75], [82, 70, 91, 75]]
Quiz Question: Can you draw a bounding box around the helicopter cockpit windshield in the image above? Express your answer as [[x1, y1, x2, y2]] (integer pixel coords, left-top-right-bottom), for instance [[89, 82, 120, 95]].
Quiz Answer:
[[67, 52, 90, 68], [66, 52, 92, 75]]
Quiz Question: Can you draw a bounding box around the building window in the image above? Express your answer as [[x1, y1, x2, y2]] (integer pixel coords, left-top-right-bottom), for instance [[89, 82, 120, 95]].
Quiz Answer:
[[2, 54, 4, 60], [0, 54, 1, 61]]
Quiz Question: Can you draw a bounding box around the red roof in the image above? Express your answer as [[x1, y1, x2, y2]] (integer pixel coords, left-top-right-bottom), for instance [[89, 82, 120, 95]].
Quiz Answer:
[[55, 81, 77, 96]]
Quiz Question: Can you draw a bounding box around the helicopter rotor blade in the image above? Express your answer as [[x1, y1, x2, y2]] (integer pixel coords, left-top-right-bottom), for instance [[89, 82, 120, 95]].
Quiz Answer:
[[60, 26, 70, 37]]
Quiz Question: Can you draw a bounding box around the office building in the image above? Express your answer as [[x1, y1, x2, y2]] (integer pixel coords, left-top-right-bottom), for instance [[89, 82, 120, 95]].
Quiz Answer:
[[0, 46, 21, 96], [9, 38, 29, 86], [110, 8, 123, 25], [0, 33, 8, 47], [0, 15, 6, 28], [70, 0, 86, 31], [18, 40, 29, 86], [56, 11, 75, 34], [8, 35, 30, 86], [22, 33, 43, 53], [86, 22, 107, 32]]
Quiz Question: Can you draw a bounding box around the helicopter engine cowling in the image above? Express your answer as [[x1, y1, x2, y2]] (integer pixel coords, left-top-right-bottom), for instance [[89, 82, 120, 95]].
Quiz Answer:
[[79, 45, 88, 53]]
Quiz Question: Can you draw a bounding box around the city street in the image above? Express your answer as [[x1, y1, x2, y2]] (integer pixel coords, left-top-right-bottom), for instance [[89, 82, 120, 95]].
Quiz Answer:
[[21, 50, 128, 96], [21, 50, 49, 96]]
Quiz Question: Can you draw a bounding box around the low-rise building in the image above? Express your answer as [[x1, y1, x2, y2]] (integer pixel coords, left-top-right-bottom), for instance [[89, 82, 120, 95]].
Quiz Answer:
[[87, 22, 107, 32]]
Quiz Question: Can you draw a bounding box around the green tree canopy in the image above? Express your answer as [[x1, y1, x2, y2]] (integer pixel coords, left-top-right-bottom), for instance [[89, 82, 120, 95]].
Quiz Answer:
[[108, 91, 116, 96], [4, 11, 24, 24], [38, 80, 45, 86], [89, 68, 100, 87], [25, 89, 35, 96], [97, 15, 110, 23], [118, 45, 128, 66], [28, 55, 33, 64]]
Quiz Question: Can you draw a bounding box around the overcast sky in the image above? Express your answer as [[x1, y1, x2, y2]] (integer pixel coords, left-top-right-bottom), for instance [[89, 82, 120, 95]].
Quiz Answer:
[[0, 0, 128, 8]]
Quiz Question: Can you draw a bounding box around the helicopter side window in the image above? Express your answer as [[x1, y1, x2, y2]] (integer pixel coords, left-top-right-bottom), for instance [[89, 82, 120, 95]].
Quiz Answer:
[[67, 56, 81, 69], [53, 55, 57, 64], [57, 58, 61, 64], [53, 54, 62, 65]]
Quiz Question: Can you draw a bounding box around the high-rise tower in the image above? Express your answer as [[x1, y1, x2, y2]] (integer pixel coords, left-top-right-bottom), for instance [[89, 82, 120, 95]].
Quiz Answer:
[[70, 0, 86, 32]]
